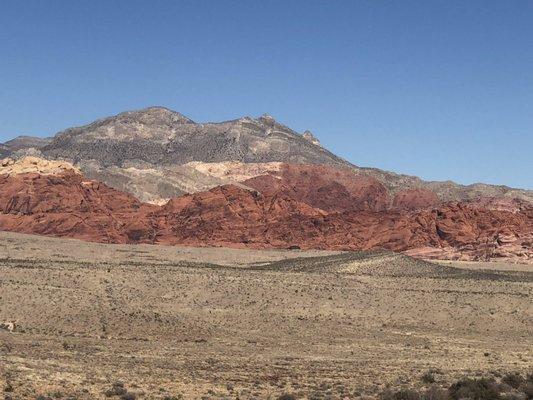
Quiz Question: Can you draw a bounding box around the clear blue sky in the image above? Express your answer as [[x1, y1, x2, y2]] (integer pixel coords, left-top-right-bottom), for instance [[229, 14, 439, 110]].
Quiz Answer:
[[1, 1, 532, 189]]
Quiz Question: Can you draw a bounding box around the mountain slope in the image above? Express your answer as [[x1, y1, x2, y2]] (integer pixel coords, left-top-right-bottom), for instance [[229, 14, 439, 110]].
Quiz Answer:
[[0, 144, 11, 158], [4, 106, 531, 205], [3, 135, 52, 151], [42, 107, 347, 166]]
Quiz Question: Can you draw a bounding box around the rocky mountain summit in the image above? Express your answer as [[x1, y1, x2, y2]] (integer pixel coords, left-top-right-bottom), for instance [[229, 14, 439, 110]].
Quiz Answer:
[[2, 107, 532, 206], [3, 135, 51, 151], [42, 107, 346, 167]]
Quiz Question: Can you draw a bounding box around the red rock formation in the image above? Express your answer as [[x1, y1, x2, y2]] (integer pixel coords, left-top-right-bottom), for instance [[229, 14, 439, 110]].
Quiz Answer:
[[393, 188, 439, 210], [152, 184, 532, 261], [153, 185, 328, 248], [0, 171, 157, 243], [0, 169, 531, 262], [243, 164, 390, 212], [466, 196, 531, 213]]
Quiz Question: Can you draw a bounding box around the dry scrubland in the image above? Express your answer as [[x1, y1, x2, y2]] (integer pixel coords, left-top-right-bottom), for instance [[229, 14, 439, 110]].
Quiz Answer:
[[0, 232, 531, 399]]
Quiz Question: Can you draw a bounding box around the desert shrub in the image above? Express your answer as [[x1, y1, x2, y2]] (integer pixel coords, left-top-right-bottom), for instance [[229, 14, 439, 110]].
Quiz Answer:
[[380, 388, 395, 400], [524, 382, 533, 399], [503, 373, 525, 389], [424, 385, 451, 400], [104, 382, 127, 397], [422, 371, 436, 384], [278, 394, 297, 400], [380, 389, 421, 400], [501, 393, 527, 400], [394, 390, 422, 400], [448, 378, 501, 400]]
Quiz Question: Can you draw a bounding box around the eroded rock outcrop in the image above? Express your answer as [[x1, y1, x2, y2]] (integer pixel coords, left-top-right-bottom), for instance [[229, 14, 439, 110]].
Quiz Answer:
[[393, 188, 440, 210], [0, 158, 531, 262], [243, 164, 390, 212], [0, 167, 157, 243], [152, 185, 532, 261], [1, 156, 80, 176]]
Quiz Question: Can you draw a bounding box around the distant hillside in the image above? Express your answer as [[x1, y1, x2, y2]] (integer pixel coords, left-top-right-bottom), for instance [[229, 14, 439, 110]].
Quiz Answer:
[[4, 135, 52, 151], [0, 144, 11, 158], [0, 106, 530, 205], [42, 107, 347, 166], [0, 156, 531, 262]]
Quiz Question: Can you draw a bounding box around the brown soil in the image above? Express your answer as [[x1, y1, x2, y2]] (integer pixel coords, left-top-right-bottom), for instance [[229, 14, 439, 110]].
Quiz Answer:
[[0, 232, 531, 399]]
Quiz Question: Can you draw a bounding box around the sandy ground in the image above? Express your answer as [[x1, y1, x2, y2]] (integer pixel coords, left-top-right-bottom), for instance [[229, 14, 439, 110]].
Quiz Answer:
[[0, 232, 532, 399], [0, 231, 340, 267]]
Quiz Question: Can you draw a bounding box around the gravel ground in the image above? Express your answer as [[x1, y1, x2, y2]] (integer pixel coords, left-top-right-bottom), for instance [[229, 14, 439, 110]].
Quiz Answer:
[[0, 232, 531, 399]]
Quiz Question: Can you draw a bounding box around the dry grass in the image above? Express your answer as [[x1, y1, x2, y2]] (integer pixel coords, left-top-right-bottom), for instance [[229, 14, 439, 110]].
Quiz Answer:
[[0, 232, 531, 399]]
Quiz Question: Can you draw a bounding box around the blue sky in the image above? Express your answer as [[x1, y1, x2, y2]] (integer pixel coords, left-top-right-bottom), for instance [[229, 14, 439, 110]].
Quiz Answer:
[[1, 1, 532, 189]]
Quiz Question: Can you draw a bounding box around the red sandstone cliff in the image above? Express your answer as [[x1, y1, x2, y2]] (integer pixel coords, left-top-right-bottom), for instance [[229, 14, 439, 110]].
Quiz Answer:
[[0, 158, 531, 262]]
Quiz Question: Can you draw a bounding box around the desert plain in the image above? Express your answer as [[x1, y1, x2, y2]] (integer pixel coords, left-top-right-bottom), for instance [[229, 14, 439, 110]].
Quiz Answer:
[[0, 231, 531, 399]]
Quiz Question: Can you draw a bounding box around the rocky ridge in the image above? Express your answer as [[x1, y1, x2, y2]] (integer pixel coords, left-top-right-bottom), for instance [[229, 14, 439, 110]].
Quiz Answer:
[[42, 107, 346, 167], [0, 158, 531, 262], [0, 156, 80, 176], [2, 107, 532, 206], [3, 135, 52, 151], [0, 160, 155, 243], [0, 144, 11, 159]]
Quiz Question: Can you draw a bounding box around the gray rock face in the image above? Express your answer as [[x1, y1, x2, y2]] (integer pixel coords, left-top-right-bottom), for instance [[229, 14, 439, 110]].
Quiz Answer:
[[302, 130, 321, 146], [0, 144, 11, 159], [4, 106, 530, 205], [43, 107, 348, 167], [3, 135, 52, 151]]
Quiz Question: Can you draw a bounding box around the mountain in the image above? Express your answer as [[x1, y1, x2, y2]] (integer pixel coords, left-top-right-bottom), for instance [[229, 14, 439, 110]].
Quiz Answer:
[[3, 135, 52, 151], [43, 107, 346, 166], [0, 106, 517, 205], [1, 157, 531, 261], [38, 107, 356, 203], [0, 144, 11, 158], [1, 106, 531, 262]]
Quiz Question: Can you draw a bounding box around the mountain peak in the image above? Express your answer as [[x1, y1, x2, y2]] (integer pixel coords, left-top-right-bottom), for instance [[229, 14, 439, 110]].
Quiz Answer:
[[302, 130, 321, 146], [3, 135, 52, 151], [257, 113, 277, 126], [120, 106, 195, 124], [43, 107, 346, 171]]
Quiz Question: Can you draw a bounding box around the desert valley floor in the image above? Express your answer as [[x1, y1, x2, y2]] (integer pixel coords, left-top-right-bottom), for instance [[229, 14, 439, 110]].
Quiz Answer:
[[0, 231, 531, 399]]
